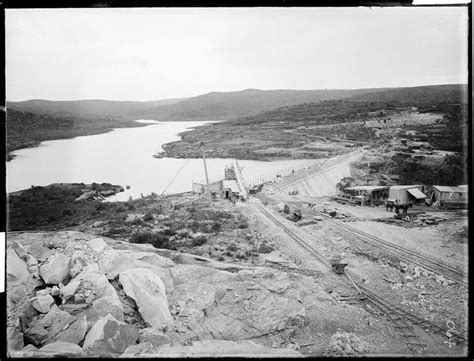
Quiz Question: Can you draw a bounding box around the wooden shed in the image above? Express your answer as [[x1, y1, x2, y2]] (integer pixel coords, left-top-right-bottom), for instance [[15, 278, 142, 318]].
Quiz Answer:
[[192, 177, 223, 195], [388, 185, 427, 206], [344, 185, 390, 206], [431, 185, 468, 209]]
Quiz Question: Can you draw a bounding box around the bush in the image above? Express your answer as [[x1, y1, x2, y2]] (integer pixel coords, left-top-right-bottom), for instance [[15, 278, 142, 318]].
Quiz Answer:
[[238, 221, 249, 229], [258, 243, 273, 253], [62, 208, 73, 217], [47, 215, 56, 223], [187, 207, 196, 213], [115, 205, 126, 213], [217, 255, 225, 261], [227, 243, 237, 252], [191, 235, 207, 247], [143, 212, 154, 222], [161, 228, 177, 237], [211, 222, 222, 233], [129, 231, 176, 250]]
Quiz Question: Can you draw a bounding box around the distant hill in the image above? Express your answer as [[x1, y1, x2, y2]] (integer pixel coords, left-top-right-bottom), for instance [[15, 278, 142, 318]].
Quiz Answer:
[[158, 83, 468, 161], [126, 88, 388, 121], [7, 98, 188, 120], [345, 84, 468, 105]]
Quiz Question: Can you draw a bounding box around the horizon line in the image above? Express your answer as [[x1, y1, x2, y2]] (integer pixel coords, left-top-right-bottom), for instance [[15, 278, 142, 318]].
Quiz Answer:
[[6, 82, 468, 103]]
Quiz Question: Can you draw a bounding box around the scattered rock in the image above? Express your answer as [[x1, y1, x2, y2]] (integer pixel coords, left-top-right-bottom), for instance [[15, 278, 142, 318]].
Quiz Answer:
[[325, 330, 371, 356], [119, 267, 173, 330], [7, 325, 24, 351], [82, 313, 139, 355], [51, 286, 60, 297], [7, 248, 30, 284], [42, 304, 88, 345], [123, 341, 156, 355], [32, 294, 55, 313], [39, 253, 71, 285], [60, 278, 82, 301], [139, 327, 172, 347], [27, 244, 53, 262], [39, 341, 83, 357]]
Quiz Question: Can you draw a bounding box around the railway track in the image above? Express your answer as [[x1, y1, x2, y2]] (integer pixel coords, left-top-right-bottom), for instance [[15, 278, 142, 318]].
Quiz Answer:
[[319, 213, 467, 286], [249, 198, 466, 350]]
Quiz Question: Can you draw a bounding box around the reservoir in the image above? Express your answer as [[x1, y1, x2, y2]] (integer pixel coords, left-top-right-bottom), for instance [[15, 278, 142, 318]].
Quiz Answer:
[[7, 120, 320, 201]]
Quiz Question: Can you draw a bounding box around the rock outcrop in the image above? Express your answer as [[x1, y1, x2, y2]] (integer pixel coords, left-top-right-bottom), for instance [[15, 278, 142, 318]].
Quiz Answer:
[[7, 230, 373, 357]]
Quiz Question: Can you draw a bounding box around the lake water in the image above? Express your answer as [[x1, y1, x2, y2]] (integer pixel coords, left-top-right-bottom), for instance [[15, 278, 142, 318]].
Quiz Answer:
[[7, 120, 321, 201]]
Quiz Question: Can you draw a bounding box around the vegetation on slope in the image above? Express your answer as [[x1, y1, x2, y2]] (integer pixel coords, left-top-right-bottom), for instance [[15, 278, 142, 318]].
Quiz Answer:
[[6, 109, 148, 160]]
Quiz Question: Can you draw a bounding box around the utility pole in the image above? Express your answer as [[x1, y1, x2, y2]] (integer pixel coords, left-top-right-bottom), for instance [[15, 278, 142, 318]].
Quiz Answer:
[[200, 142, 211, 202]]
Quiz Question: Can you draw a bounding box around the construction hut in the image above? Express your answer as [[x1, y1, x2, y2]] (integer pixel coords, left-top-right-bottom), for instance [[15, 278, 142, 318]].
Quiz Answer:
[[388, 185, 427, 206], [344, 185, 390, 206], [431, 185, 468, 209], [222, 179, 240, 199], [192, 177, 223, 196]]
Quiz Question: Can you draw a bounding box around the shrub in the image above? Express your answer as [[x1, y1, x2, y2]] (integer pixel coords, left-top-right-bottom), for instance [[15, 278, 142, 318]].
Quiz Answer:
[[190, 221, 200, 232], [238, 221, 249, 229], [211, 222, 222, 233], [143, 212, 154, 222], [130, 218, 145, 225], [227, 243, 237, 252], [161, 228, 177, 237], [225, 250, 233, 257], [115, 205, 126, 213], [191, 235, 207, 247], [217, 255, 225, 261], [96, 203, 107, 211], [47, 215, 56, 223], [127, 203, 135, 211], [62, 208, 73, 217], [186, 207, 196, 213], [90, 210, 98, 217], [129, 231, 176, 249], [258, 243, 273, 253]]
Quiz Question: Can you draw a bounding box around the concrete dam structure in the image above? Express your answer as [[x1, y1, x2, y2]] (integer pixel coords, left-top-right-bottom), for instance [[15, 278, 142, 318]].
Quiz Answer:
[[275, 150, 364, 197]]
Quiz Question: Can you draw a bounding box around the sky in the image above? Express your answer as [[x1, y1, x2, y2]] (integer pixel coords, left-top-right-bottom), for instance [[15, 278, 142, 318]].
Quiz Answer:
[[5, 7, 469, 102]]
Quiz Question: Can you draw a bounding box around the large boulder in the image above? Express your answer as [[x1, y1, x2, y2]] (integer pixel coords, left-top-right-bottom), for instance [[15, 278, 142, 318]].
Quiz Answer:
[[100, 249, 175, 281], [32, 294, 55, 313], [25, 305, 87, 346], [39, 253, 71, 285], [26, 244, 53, 262], [119, 267, 173, 330], [7, 324, 24, 351], [82, 313, 139, 356], [63, 268, 123, 330], [39, 341, 83, 357], [43, 305, 88, 345], [138, 327, 172, 347], [7, 248, 30, 285]]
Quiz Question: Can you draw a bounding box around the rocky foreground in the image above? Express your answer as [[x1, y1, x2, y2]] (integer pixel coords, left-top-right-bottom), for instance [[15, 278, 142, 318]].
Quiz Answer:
[[7, 231, 378, 357]]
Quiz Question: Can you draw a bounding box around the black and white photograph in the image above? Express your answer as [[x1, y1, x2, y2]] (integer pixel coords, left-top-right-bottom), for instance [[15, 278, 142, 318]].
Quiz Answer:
[[5, 5, 469, 357]]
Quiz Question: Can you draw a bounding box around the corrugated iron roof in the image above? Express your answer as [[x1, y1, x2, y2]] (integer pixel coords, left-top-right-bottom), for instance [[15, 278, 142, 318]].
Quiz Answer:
[[193, 177, 224, 185], [390, 185, 423, 190], [407, 188, 427, 199], [433, 185, 468, 193], [345, 185, 389, 192]]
